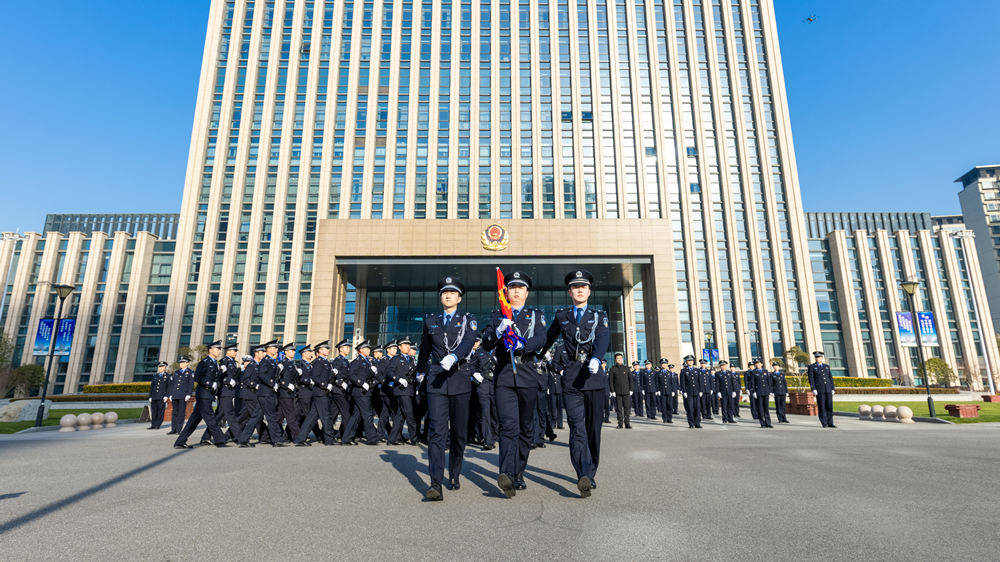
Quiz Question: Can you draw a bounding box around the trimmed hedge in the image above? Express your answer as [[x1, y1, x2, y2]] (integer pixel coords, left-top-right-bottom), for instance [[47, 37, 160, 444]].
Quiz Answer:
[[83, 383, 151, 394], [781, 375, 894, 388], [11, 393, 149, 403], [787, 386, 960, 395]]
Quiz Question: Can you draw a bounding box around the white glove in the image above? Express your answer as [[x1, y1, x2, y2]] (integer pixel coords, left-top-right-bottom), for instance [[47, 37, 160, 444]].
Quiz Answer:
[[333, 368, 339, 375], [362, 383, 370, 391], [212, 382, 218, 390], [717, 393, 721, 398], [326, 384, 333, 391], [732, 392, 737, 398], [473, 373, 484, 384], [417, 373, 425, 382], [588, 357, 600, 374], [629, 391, 633, 396], [496, 318, 514, 337], [440, 354, 457, 371], [148, 398, 152, 403], [288, 383, 296, 391], [184, 395, 190, 401], [683, 392, 688, 398], [399, 378, 409, 388], [655, 391, 661, 396], [546, 389, 550, 395], [610, 392, 616, 398], [698, 392, 703, 397], [278, 364, 284, 371], [514, 339, 524, 351], [220, 365, 227, 372], [831, 390, 836, 395], [812, 389, 818, 396], [370, 365, 378, 373], [273, 384, 279, 392], [296, 367, 303, 375], [752, 393, 757, 399], [163, 397, 168, 403], [341, 382, 349, 390]]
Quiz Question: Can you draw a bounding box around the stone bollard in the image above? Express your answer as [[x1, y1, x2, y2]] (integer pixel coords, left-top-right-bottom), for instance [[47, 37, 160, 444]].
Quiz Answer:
[[91, 412, 105, 429], [884, 406, 898, 422], [858, 404, 872, 420], [77, 413, 93, 430], [871, 405, 885, 421], [104, 412, 118, 427], [59, 414, 78, 432], [897, 406, 915, 424]]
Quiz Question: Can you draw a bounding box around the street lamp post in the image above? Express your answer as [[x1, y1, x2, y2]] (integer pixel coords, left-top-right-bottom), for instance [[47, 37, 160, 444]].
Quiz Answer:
[[747, 329, 760, 363], [35, 283, 76, 427], [705, 332, 715, 370], [952, 231, 996, 395], [900, 278, 934, 418]]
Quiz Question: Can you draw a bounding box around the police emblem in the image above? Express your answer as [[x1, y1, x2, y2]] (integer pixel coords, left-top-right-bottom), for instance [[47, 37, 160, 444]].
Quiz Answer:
[[470, 320, 477, 331], [481, 223, 509, 251], [602, 315, 608, 327]]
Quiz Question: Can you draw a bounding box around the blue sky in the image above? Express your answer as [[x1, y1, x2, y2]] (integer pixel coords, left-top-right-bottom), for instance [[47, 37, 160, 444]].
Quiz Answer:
[[1, 1, 998, 232]]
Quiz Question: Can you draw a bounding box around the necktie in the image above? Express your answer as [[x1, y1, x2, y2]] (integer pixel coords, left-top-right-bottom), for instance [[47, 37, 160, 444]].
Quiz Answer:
[[512, 309, 520, 321], [575, 307, 583, 323], [444, 313, 451, 327]]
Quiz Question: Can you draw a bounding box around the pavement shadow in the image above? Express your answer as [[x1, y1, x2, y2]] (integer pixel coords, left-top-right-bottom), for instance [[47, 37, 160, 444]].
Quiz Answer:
[[0, 449, 189, 536], [378, 450, 429, 497], [0, 492, 27, 501]]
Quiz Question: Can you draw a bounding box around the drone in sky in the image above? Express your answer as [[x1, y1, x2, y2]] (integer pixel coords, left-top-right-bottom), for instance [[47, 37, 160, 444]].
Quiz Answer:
[[803, 14, 818, 24]]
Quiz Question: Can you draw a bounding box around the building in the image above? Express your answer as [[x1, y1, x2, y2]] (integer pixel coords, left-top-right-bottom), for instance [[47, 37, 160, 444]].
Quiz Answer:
[[806, 212, 998, 389], [1, 1, 997, 394], [956, 165, 1000, 330], [931, 214, 965, 232], [43, 213, 180, 240]]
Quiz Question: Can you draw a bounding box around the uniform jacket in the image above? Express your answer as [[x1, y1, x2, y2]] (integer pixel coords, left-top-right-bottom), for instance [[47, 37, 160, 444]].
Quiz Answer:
[[219, 355, 240, 396], [770, 370, 788, 395], [168, 368, 194, 399], [543, 306, 610, 392], [149, 372, 169, 400], [807, 363, 835, 393], [348, 355, 379, 396], [417, 310, 478, 395], [608, 364, 632, 395], [385, 353, 417, 396], [254, 356, 279, 396], [481, 307, 547, 389], [679, 366, 703, 394], [193, 356, 222, 395]]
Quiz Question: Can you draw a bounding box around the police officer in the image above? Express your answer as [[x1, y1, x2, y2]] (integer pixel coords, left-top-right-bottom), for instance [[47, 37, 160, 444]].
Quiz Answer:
[[751, 359, 773, 428], [630, 361, 643, 417], [167, 356, 194, 434], [680, 355, 703, 429], [808, 351, 836, 428], [376, 341, 398, 442], [330, 338, 352, 443], [416, 276, 478, 501], [547, 350, 564, 430], [715, 361, 737, 423], [294, 341, 340, 446], [608, 352, 632, 428], [481, 270, 547, 498], [531, 353, 554, 449], [670, 364, 680, 415], [275, 342, 301, 441], [237, 348, 262, 443], [642, 360, 657, 419], [296, 344, 326, 442], [147, 361, 169, 429], [657, 359, 674, 424], [744, 362, 759, 420], [469, 337, 497, 450], [174, 340, 230, 448], [770, 361, 789, 423], [343, 340, 380, 446], [698, 359, 714, 420], [729, 366, 742, 418], [542, 269, 611, 498], [386, 336, 420, 446], [200, 341, 242, 444], [238, 341, 288, 446]]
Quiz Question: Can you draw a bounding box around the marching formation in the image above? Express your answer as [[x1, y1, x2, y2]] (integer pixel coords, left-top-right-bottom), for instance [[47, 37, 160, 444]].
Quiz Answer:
[[148, 268, 837, 501]]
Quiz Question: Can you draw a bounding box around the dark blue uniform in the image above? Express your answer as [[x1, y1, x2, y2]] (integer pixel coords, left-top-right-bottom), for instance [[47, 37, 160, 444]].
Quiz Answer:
[[343, 354, 380, 445], [547, 361, 564, 429], [744, 369, 759, 420], [386, 352, 419, 444], [699, 368, 715, 420], [174, 355, 227, 447], [294, 355, 340, 444], [752, 368, 773, 428], [276, 355, 300, 440], [729, 370, 742, 417], [147, 370, 169, 429], [770, 369, 789, 423], [417, 310, 478, 488], [656, 367, 674, 423], [481, 306, 547, 487], [375, 356, 394, 441], [330, 353, 351, 442], [630, 368, 644, 416], [641, 368, 657, 419], [469, 347, 497, 448], [680, 365, 703, 428], [715, 369, 737, 423], [239, 356, 285, 445], [808, 362, 836, 427], [542, 305, 611, 485], [200, 354, 242, 443], [167, 367, 194, 433]]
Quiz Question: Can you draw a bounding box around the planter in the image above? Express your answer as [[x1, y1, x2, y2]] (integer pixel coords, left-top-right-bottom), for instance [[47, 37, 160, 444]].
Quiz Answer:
[[944, 404, 980, 418], [787, 391, 817, 416], [982, 395, 1000, 403]]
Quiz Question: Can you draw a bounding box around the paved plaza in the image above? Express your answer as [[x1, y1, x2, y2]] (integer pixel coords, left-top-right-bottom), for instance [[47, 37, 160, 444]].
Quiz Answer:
[[1, 413, 998, 560]]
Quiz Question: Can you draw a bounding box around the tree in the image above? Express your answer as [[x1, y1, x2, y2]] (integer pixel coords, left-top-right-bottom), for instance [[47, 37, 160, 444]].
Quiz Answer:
[[782, 346, 809, 376], [924, 357, 955, 387], [0, 330, 16, 398], [10, 364, 45, 399], [170, 345, 207, 371]]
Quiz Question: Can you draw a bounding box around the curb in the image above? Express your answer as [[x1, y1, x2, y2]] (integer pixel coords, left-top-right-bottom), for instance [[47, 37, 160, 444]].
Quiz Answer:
[[14, 419, 141, 434], [833, 410, 953, 424]]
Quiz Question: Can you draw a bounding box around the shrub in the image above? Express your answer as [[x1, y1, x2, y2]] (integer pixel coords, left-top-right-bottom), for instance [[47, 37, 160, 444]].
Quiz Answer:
[[82, 382, 151, 394], [11, 393, 149, 402]]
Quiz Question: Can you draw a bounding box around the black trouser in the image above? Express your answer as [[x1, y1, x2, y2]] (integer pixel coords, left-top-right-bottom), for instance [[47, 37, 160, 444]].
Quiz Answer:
[[731, 393, 740, 417], [816, 391, 834, 426], [750, 391, 760, 419], [533, 389, 552, 444], [684, 393, 701, 427], [614, 394, 631, 426], [201, 392, 240, 442], [719, 392, 734, 423], [149, 399, 166, 428], [549, 391, 563, 428], [389, 394, 418, 443], [295, 394, 339, 444], [659, 393, 672, 422], [175, 390, 226, 446], [328, 392, 349, 440], [632, 390, 644, 417], [496, 385, 537, 478], [756, 393, 771, 427], [671, 393, 679, 414], [473, 388, 494, 446], [240, 393, 284, 444], [344, 393, 378, 444], [427, 392, 470, 486], [170, 398, 187, 432], [700, 393, 713, 419], [774, 394, 788, 422], [645, 392, 657, 419], [277, 394, 300, 441], [376, 391, 392, 440]]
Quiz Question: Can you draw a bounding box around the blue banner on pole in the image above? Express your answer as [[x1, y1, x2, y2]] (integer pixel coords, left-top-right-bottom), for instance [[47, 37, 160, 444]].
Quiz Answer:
[[916, 311, 938, 347], [702, 349, 719, 362], [896, 312, 917, 347], [32, 318, 54, 356], [53, 319, 75, 356]]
